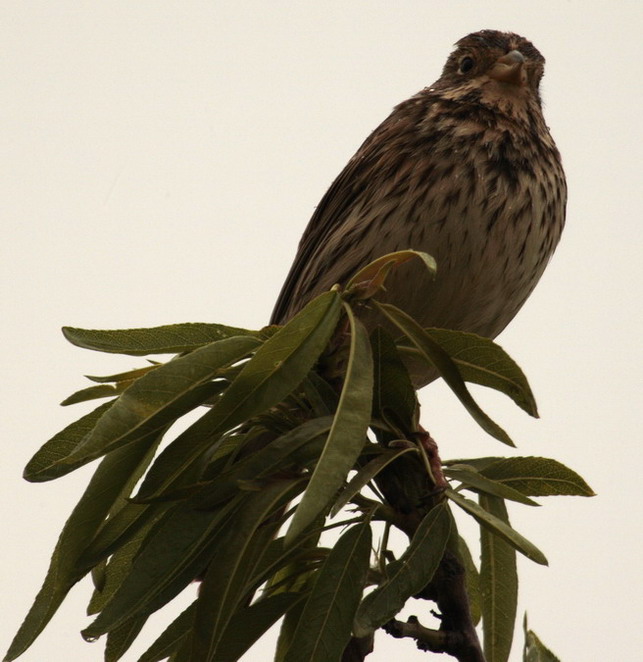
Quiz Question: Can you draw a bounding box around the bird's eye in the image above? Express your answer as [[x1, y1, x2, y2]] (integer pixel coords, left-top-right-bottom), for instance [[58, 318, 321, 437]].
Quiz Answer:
[[458, 56, 475, 74]]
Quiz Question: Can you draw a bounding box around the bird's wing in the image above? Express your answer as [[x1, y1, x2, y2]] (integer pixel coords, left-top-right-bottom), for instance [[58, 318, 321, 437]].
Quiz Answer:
[[269, 96, 427, 325], [269, 132, 380, 325]]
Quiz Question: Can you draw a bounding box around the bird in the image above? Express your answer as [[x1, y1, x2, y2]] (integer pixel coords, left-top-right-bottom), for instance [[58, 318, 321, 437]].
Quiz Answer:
[[271, 30, 566, 387]]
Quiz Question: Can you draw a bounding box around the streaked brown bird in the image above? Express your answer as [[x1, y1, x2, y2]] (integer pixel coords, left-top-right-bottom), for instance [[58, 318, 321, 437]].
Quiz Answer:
[[271, 30, 566, 386]]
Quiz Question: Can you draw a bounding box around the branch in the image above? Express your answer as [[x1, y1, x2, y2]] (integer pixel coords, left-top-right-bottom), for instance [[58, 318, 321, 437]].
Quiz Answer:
[[384, 615, 483, 662], [384, 615, 449, 652], [374, 429, 485, 661], [419, 550, 485, 662]]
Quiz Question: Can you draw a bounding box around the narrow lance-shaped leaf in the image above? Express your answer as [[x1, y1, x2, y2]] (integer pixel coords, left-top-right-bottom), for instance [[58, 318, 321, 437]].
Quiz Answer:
[[204, 290, 341, 433], [134, 290, 342, 500], [59, 335, 261, 468], [191, 479, 305, 662], [81, 496, 244, 640], [193, 416, 333, 509], [442, 457, 504, 472], [370, 326, 417, 436], [86, 502, 170, 615], [376, 302, 514, 446], [88, 546, 131, 615], [345, 250, 436, 299], [136, 602, 196, 662], [169, 635, 193, 662], [480, 457, 595, 497], [274, 563, 321, 662], [446, 489, 548, 565], [24, 400, 114, 482], [86, 364, 161, 384], [353, 503, 452, 637], [78, 500, 168, 571], [62, 321, 260, 355], [285, 304, 373, 545], [61, 365, 164, 407], [457, 535, 481, 625], [444, 456, 595, 497], [400, 328, 538, 416], [523, 614, 561, 662], [444, 465, 540, 506], [247, 533, 331, 602], [214, 593, 307, 662], [480, 495, 518, 662], [104, 615, 148, 662], [4, 428, 163, 661], [283, 521, 373, 662], [301, 372, 338, 417], [61, 383, 125, 406], [331, 446, 416, 517]]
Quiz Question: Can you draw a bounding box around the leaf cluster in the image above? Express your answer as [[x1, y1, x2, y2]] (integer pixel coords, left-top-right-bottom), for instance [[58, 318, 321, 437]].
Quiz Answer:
[[5, 252, 592, 662]]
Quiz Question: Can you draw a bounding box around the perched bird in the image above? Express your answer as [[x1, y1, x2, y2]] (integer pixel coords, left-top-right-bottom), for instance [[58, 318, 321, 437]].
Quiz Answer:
[[271, 30, 566, 386]]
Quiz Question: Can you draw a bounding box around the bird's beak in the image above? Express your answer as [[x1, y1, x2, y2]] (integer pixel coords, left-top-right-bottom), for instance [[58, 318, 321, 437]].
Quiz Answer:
[[488, 50, 526, 86]]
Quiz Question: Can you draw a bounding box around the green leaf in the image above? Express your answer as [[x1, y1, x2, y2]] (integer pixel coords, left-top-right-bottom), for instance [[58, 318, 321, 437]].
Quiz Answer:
[[252, 534, 328, 600], [215, 593, 306, 662], [61, 383, 125, 406], [275, 573, 317, 662], [443, 457, 507, 472], [23, 401, 114, 482], [128, 416, 222, 502], [444, 465, 540, 506], [191, 479, 305, 661], [62, 322, 259, 355], [370, 327, 417, 436], [376, 302, 514, 446], [81, 498, 242, 639], [60, 335, 260, 469], [283, 521, 372, 662], [265, 549, 326, 598], [88, 542, 134, 615], [193, 417, 332, 509], [330, 446, 416, 517], [480, 457, 595, 497], [62, 364, 166, 406], [480, 495, 518, 662], [301, 372, 338, 417], [401, 328, 538, 416], [134, 290, 342, 500], [346, 250, 437, 297], [207, 290, 341, 434], [169, 636, 193, 662], [446, 489, 547, 565], [285, 304, 373, 545], [136, 603, 195, 662], [79, 501, 168, 571], [353, 503, 451, 637], [4, 429, 163, 661], [85, 365, 161, 384], [86, 509, 164, 614], [457, 536, 481, 626], [105, 615, 148, 662], [523, 615, 561, 662]]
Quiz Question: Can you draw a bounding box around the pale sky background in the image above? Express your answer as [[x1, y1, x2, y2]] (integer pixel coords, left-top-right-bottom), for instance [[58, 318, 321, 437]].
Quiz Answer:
[[2, 2, 642, 661]]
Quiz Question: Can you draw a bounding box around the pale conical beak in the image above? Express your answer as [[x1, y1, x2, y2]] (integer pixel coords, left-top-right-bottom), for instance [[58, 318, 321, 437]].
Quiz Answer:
[[488, 50, 526, 86]]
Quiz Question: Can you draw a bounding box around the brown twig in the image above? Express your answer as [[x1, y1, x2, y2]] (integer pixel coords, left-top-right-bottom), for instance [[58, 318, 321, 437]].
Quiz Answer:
[[384, 615, 450, 652], [384, 612, 484, 662], [418, 550, 486, 661], [415, 426, 448, 490], [373, 428, 485, 661]]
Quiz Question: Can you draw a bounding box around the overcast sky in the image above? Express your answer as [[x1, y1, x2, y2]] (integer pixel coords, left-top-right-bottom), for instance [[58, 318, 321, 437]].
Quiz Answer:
[[2, 2, 642, 661]]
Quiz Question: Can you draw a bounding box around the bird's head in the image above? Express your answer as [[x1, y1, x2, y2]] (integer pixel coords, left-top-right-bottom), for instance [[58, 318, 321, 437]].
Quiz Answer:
[[436, 30, 546, 111]]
